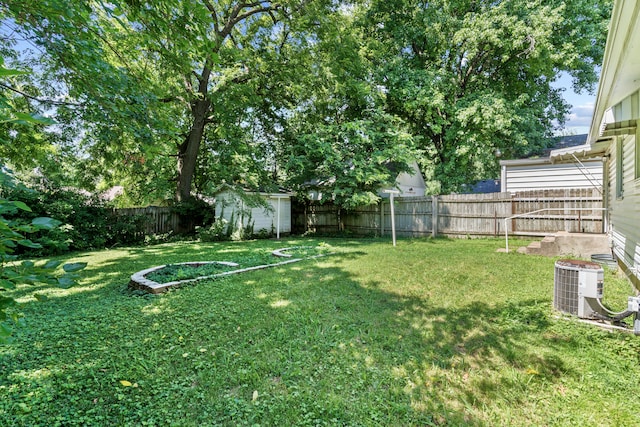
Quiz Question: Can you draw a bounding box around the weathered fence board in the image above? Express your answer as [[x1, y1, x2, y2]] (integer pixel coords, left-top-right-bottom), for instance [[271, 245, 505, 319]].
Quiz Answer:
[[115, 189, 603, 238], [292, 188, 603, 237], [113, 206, 186, 235], [510, 189, 603, 234]]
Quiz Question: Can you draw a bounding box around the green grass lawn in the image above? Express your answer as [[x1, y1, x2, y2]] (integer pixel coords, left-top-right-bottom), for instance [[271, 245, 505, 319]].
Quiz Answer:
[[1, 237, 639, 426]]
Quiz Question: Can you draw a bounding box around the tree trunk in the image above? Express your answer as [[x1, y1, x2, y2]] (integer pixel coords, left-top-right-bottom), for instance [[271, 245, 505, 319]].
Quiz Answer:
[[176, 97, 210, 202]]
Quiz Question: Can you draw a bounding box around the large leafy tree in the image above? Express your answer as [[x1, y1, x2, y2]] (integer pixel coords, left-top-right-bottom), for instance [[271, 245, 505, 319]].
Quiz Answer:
[[2, 1, 420, 207], [364, 0, 612, 193], [274, 7, 418, 207], [3, 0, 610, 201], [2, 0, 331, 202], [0, 46, 61, 175]]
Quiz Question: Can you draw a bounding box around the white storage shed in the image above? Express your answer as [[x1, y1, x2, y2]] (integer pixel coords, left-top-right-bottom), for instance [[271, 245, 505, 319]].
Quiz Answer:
[[500, 157, 603, 193], [214, 187, 292, 238]]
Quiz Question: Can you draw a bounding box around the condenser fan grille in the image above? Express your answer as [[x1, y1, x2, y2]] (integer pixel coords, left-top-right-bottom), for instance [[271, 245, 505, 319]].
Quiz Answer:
[[553, 259, 603, 318], [554, 265, 579, 315]]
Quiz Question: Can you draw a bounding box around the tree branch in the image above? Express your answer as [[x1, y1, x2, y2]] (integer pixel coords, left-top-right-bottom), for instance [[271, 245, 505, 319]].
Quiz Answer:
[[0, 82, 82, 107], [202, 0, 220, 34], [517, 35, 536, 58], [86, 27, 132, 73], [234, 6, 275, 26], [220, 2, 276, 38]]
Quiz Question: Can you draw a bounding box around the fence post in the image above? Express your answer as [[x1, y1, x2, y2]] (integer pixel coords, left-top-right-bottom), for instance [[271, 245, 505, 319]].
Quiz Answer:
[[578, 209, 582, 233], [511, 195, 516, 235], [380, 201, 385, 236], [431, 195, 438, 238]]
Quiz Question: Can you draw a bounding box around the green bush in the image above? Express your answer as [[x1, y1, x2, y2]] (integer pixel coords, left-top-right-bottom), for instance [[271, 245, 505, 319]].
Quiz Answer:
[[228, 211, 254, 241], [196, 217, 229, 242], [169, 198, 216, 234], [0, 174, 86, 343], [0, 185, 148, 255], [253, 228, 272, 239], [197, 209, 257, 242]]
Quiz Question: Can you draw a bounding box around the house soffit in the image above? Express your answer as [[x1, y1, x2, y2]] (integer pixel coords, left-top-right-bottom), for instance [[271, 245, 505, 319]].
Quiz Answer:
[[589, 1, 640, 143]]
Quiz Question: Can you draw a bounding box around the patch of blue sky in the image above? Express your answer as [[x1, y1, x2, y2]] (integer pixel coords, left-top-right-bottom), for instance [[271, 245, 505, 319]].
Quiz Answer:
[[552, 71, 599, 136]]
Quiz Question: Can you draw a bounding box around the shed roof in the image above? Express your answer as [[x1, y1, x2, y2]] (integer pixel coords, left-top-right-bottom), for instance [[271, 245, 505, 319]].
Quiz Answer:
[[549, 140, 609, 163]]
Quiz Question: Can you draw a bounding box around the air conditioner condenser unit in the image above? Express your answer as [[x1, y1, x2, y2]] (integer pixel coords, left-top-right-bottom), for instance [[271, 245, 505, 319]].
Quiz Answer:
[[554, 259, 604, 319]]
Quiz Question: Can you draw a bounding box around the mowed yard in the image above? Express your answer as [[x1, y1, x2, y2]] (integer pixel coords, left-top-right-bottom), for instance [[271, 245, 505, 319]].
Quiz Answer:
[[1, 238, 639, 426]]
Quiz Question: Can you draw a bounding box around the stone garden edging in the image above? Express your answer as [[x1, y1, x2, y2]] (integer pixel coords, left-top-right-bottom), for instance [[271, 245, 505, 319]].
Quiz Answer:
[[129, 247, 329, 294]]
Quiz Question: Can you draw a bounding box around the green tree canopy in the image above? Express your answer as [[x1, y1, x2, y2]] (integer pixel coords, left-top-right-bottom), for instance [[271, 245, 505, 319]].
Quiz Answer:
[[2, 1, 355, 202], [1, 0, 613, 202], [364, 0, 612, 193]]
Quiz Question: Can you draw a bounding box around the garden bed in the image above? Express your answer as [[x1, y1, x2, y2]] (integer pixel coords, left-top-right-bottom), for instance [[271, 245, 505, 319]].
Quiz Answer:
[[129, 246, 332, 293]]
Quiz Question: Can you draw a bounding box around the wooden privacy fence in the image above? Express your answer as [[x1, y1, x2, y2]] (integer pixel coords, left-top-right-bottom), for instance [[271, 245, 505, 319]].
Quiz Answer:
[[113, 206, 185, 235], [293, 188, 604, 237]]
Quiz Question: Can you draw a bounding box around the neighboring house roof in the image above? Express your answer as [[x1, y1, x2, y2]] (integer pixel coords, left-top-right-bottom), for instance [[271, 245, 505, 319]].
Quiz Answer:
[[304, 160, 427, 200], [101, 186, 124, 201], [550, 140, 609, 163], [543, 134, 588, 156], [462, 179, 501, 194], [502, 134, 589, 166], [588, 1, 640, 144]]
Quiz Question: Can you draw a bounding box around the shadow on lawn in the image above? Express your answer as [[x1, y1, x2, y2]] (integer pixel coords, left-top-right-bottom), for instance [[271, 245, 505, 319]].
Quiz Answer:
[[2, 242, 583, 426], [283, 265, 568, 425]]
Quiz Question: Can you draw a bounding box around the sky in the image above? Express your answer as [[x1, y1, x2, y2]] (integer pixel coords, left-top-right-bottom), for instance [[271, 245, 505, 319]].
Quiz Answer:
[[553, 72, 598, 136]]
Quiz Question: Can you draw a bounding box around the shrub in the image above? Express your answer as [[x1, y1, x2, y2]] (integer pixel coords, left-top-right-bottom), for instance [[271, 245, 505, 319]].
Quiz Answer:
[[253, 228, 272, 239], [228, 211, 254, 241], [0, 184, 148, 255], [196, 217, 229, 242], [0, 174, 86, 343], [169, 198, 216, 234]]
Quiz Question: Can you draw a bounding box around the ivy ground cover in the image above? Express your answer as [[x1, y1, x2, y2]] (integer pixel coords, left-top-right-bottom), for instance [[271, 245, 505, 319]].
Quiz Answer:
[[1, 238, 639, 426]]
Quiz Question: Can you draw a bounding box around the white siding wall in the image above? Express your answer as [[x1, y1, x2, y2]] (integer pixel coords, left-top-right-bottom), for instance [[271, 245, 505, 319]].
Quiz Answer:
[[503, 161, 603, 193], [607, 102, 640, 278], [380, 161, 427, 198], [215, 191, 291, 234]]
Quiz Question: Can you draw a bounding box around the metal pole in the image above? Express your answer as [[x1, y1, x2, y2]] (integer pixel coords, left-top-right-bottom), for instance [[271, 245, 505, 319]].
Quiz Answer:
[[383, 189, 400, 246], [390, 192, 396, 246], [504, 218, 509, 253], [276, 197, 281, 239], [431, 195, 438, 238]]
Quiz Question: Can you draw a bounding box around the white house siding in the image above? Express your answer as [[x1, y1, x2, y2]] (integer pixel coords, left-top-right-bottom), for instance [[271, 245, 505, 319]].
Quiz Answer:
[[605, 110, 640, 277], [501, 160, 603, 193], [215, 190, 291, 234], [586, 1, 640, 284], [379, 161, 427, 198]]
